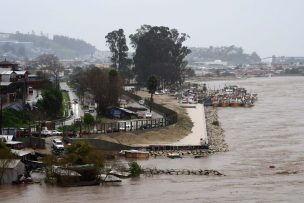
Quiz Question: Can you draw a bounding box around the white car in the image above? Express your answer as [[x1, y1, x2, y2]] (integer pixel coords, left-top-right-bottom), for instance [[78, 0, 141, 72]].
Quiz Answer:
[[41, 130, 52, 136], [139, 100, 145, 105], [145, 112, 152, 118], [52, 139, 64, 151], [50, 130, 63, 136]]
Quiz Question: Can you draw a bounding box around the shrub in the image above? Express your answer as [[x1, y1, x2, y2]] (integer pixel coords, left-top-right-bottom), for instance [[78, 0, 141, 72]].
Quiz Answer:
[[128, 161, 142, 177], [212, 120, 219, 126]]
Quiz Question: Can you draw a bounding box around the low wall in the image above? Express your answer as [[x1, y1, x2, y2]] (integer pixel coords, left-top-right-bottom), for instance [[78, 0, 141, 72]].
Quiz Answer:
[[67, 138, 132, 151], [16, 136, 45, 149]]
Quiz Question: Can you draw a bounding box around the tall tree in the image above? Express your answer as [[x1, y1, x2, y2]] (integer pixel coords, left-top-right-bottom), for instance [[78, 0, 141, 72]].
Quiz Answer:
[[147, 75, 158, 112], [130, 25, 191, 86], [70, 66, 123, 115], [105, 29, 129, 72], [108, 69, 122, 107], [37, 83, 63, 119], [35, 54, 63, 89]]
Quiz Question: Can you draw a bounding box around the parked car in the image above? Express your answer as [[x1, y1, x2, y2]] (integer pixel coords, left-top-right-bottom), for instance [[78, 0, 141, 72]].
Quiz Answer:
[[50, 130, 63, 136], [89, 107, 95, 113], [52, 139, 64, 154], [41, 129, 52, 137], [52, 139, 64, 149], [139, 100, 145, 105], [137, 111, 145, 119], [145, 112, 152, 119]]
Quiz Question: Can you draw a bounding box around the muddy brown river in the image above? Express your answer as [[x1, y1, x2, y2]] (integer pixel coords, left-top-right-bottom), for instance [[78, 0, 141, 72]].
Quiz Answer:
[[1, 76, 304, 202]]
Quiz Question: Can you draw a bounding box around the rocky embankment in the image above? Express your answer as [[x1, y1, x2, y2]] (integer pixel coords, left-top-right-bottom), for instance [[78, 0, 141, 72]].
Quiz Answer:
[[143, 168, 224, 176], [148, 107, 228, 158], [205, 107, 228, 153]]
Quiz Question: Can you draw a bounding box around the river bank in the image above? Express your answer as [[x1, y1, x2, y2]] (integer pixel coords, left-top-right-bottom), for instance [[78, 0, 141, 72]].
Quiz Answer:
[[148, 106, 227, 158], [3, 77, 304, 202]]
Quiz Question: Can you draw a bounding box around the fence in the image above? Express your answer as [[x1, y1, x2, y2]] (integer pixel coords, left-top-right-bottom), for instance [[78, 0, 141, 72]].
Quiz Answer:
[[92, 91, 178, 134]]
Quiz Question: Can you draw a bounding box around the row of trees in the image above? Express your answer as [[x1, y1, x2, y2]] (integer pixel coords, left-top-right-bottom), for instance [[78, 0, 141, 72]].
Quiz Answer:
[[71, 67, 123, 114], [105, 25, 191, 87]]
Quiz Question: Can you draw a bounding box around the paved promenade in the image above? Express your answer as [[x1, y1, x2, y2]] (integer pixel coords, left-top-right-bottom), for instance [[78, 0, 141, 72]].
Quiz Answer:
[[173, 104, 207, 146]]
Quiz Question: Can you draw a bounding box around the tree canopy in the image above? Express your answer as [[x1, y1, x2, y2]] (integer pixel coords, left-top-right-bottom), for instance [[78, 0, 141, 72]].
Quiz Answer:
[[105, 29, 133, 82], [70, 66, 123, 114], [37, 82, 63, 119], [83, 113, 95, 126], [130, 25, 191, 86], [34, 54, 63, 89]]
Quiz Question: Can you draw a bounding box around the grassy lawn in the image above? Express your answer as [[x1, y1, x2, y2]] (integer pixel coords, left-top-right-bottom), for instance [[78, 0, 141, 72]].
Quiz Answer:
[[61, 91, 70, 118]]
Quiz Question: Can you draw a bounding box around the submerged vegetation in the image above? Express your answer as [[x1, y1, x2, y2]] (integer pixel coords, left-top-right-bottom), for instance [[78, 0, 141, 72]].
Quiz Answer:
[[128, 161, 143, 177]]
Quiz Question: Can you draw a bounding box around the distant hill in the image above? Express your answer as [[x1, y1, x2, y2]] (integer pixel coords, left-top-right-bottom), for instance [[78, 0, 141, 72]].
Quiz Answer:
[[0, 32, 96, 59], [187, 46, 261, 65]]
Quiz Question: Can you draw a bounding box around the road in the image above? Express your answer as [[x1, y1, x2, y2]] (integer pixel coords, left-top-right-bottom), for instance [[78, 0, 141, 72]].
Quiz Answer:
[[59, 82, 164, 132], [59, 82, 84, 126]]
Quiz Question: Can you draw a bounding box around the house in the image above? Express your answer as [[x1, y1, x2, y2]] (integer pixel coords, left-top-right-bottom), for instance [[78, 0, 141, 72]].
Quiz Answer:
[[0, 60, 29, 106], [0, 159, 25, 184], [106, 107, 138, 119], [0, 59, 19, 71]]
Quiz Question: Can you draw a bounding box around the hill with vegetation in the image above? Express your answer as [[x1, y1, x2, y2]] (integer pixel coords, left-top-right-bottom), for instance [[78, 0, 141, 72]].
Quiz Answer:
[[0, 32, 96, 59], [187, 46, 261, 65]]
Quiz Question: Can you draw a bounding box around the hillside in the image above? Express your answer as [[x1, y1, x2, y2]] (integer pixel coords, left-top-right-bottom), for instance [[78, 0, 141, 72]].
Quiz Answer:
[[0, 32, 96, 59], [187, 46, 261, 65]]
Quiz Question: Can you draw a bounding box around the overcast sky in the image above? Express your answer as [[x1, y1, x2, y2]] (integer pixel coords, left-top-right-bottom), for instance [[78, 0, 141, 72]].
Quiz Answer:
[[2, 0, 304, 57]]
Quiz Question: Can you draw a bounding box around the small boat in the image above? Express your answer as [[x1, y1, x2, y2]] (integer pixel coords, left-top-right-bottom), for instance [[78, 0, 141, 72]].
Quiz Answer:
[[221, 99, 229, 107], [167, 152, 182, 159], [212, 100, 219, 107], [121, 150, 150, 159], [99, 174, 122, 183], [109, 170, 131, 178]]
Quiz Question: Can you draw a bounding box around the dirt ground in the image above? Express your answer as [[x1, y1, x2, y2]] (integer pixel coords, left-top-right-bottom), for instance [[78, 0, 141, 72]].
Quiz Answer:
[[96, 91, 193, 146]]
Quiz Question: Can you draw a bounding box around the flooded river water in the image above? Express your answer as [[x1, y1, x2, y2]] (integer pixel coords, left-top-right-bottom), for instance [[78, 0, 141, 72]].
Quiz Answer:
[[1, 77, 304, 202]]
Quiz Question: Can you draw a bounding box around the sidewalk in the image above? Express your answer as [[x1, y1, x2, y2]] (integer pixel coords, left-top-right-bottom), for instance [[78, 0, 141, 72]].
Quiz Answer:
[[173, 104, 207, 145]]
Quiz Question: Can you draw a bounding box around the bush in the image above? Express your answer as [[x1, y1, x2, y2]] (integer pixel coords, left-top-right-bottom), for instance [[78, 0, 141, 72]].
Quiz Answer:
[[212, 120, 219, 126], [128, 161, 142, 177]]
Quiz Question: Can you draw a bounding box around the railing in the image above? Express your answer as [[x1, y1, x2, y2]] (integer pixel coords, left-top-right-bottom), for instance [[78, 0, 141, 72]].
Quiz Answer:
[[89, 91, 178, 134]]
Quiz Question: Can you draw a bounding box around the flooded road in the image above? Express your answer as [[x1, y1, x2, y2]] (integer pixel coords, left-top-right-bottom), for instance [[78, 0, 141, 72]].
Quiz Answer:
[[1, 77, 304, 202]]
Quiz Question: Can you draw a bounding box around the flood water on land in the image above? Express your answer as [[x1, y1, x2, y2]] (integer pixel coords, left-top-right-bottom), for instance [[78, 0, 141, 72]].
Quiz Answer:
[[1, 77, 304, 203]]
